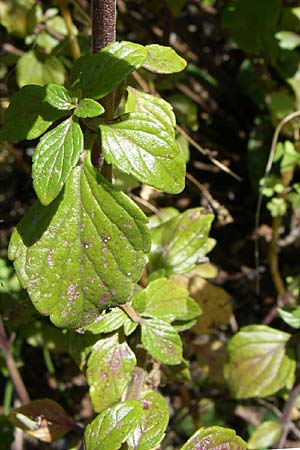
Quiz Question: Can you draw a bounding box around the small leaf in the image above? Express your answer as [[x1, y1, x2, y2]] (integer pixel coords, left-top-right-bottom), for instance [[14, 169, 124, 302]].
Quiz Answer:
[[143, 44, 187, 74], [86, 308, 128, 334], [17, 50, 65, 87], [141, 318, 182, 364], [100, 112, 185, 194], [10, 399, 74, 443], [149, 208, 214, 275], [45, 83, 75, 110], [278, 306, 300, 328], [80, 41, 147, 99], [125, 87, 176, 134], [248, 420, 282, 450], [75, 98, 105, 118], [9, 155, 150, 329], [181, 425, 247, 450], [84, 401, 142, 450], [225, 325, 295, 398], [32, 118, 83, 205], [132, 278, 191, 322], [87, 334, 136, 412], [127, 391, 169, 450], [276, 31, 300, 50], [0, 85, 63, 141]]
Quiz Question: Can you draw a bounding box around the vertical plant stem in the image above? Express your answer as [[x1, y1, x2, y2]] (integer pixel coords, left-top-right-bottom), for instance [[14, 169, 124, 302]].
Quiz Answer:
[[275, 380, 300, 448], [269, 215, 285, 297], [59, 0, 81, 60], [91, 0, 117, 181], [0, 317, 30, 404]]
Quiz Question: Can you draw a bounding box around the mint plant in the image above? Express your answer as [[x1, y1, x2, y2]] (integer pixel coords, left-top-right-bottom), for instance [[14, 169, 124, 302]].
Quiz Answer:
[[0, 2, 247, 447]]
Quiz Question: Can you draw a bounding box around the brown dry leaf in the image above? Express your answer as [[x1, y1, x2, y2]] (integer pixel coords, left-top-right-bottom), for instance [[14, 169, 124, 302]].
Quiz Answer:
[[171, 274, 232, 334], [195, 339, 227, 384]]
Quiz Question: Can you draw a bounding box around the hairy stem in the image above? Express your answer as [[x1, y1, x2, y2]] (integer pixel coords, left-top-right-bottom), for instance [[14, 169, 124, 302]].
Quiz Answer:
[[0, 317, 30, 404], [91, 0, 116, 180], [275, 380, 300, 448], [59, 0, 81, 60]]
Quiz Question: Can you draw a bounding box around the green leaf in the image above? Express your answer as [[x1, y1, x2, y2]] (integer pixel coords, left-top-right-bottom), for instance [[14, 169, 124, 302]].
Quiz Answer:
[[87, 334, 136, 412], [278, 306, 300, 328], [225, 325, 295, 398], [248, 420, 282, 450], [280, 140, 300, 171], [86, 307, 128, 334], [125, 87, 176, 134], [222, 0, 281, 57], [165, 0, 187, 16], [143, 44, 187, 74], [85, 401, 142, 450], [141, 318, 182, 364], [149, 208, 214, 275], [80, 41, 147, 99], [75, 98, 105, 118], [276, 31, 300, 50], [127, 391, 169, 450], [8, 155, 150, 329], [17, 50, 65, 87], [132, 278, 191, 322], [181, 426, 247, 450], [45, 84, 75, 110], [32, 118, 83, 205], [0, 85, 63, 141], [100, 112, 185, 194]]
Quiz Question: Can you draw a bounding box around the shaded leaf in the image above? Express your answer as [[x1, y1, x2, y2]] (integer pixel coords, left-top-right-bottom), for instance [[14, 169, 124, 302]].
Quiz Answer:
[[165, 0, 187, 16], [0, 85, 63, 141], [75, 98, 105, 118], [17, 50, 65, 87], [8, 155, 150, 329], [127, 391, 169, 450], [141, 318, 182, 364], [149, 208, 214, 275], [181, 425, 247, 450], [85, 401, 142, 450], [248, 420, 282, 450], [87, 334, 136, 412], [225, 325, 295, 398], [80, 41, 147, 99], [32, 118, 83, 205], [10, 399, 74, 443], [45, 83, 75, 110], [100, 112, 185, 194], [143, 44, 187, 74]]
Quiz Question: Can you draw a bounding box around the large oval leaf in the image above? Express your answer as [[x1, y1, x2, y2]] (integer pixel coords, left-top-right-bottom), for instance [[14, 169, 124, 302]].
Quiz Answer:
[[80, 41, 147, 99], [8, 156, 150, 328], [32, 118, 83, 205], [127, 391, 169, 450], [100, 112, 185, 194], [225, 325, 295, 398], [87, 334, 136, 412], [85, 401, 142, 450], [181, 426, 247, 450]]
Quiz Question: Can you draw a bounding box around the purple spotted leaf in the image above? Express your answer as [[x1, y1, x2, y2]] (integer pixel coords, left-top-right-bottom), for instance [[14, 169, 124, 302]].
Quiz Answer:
[[87, 333, 136, 412], [181, 426, 247, 450], [8, 154, 150, 329], [141, 317, 182, 365], [85, 401, 142, 450], [127, 390, 169, 450]]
